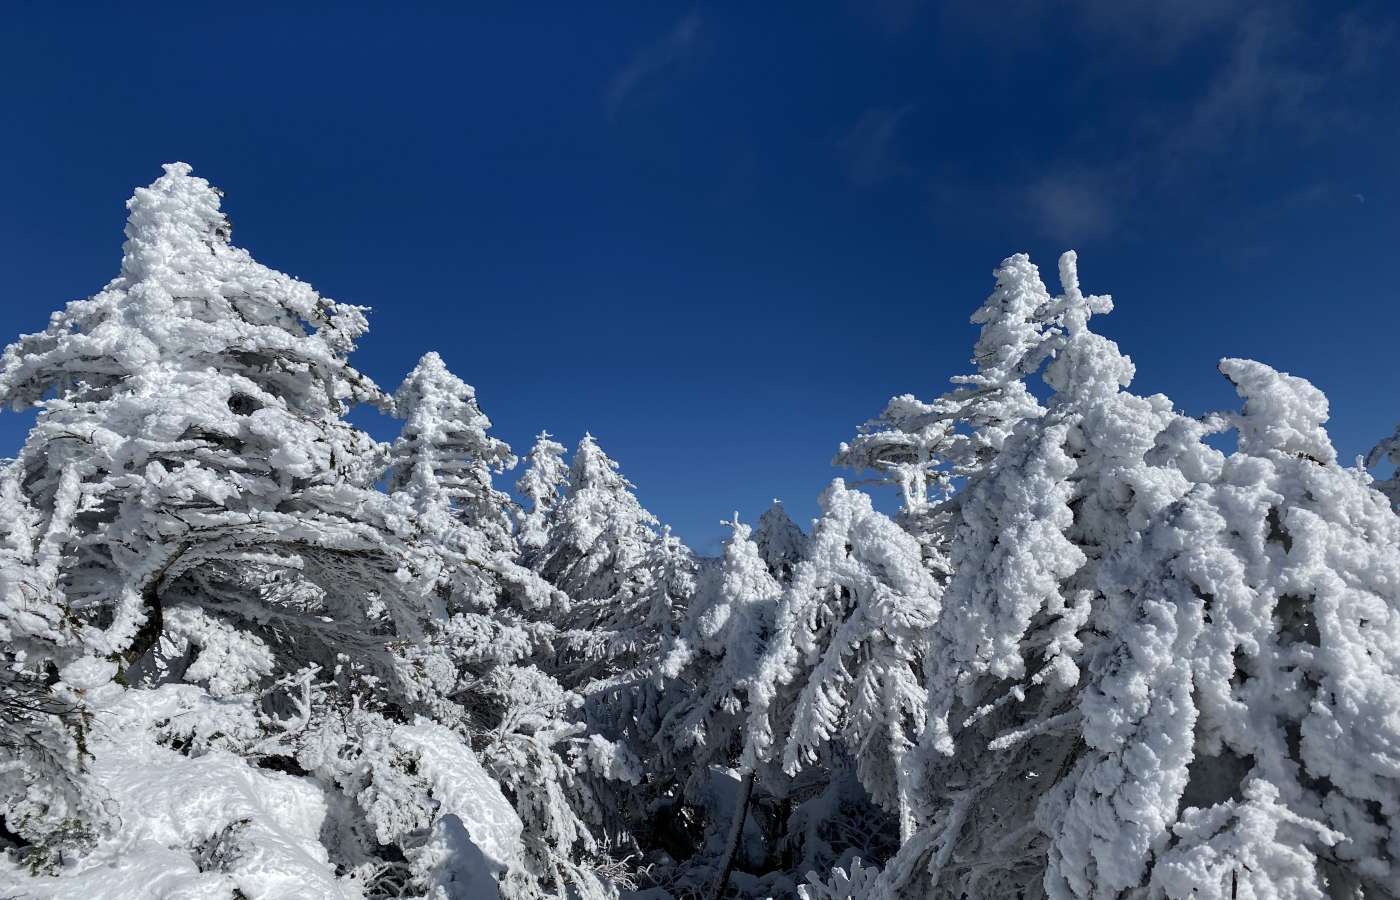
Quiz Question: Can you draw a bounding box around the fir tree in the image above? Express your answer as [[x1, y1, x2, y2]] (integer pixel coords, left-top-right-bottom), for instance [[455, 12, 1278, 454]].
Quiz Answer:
[[530, 436, 667, 686], [753, 499, 808, 583], [745, 482, 940, 844], [1366, 423, 1400, 509], [1014, 360, 1400, 900], [516, 431, 569, 553], [389, 351, 517, 552]]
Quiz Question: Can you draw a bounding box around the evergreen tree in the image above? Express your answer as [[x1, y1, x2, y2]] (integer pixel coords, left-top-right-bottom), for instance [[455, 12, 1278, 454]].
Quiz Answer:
[[530, 436, 667, 686], [516, 431, 569, 553], [0, 162, 440, 886], [658, 519, 779, 779], [389, 351, 517, 552], [745, 482, 941, 845], [753, 499, 808, 582], [653, 518, 782, 896], [6, 166, 1398, 900], [0, 165, 615, 899], [1365, 423, 1400, 508], [1044, 359, 1400, 900], [835, 252, 1054, 521], [533, 436, 659, 602], [876, 252, 1204, 898], [567, 527, 697, 876]]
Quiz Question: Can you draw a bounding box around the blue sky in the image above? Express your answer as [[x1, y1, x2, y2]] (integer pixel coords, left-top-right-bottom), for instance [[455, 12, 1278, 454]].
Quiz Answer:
[[2, 2, 1397, 553]]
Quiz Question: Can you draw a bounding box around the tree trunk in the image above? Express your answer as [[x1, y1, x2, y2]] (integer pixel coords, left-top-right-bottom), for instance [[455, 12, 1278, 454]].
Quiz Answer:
[[708, 767, 755, 900], [123, 541, 190, 667]]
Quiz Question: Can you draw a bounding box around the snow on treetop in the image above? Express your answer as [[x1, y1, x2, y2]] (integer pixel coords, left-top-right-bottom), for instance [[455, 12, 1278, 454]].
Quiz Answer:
[[1219, 357, 1336, 463], [1, 163, 378, 414]]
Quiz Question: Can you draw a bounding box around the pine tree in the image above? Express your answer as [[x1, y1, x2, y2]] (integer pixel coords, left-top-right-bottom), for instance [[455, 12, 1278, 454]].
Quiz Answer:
[[1043, 360, 1400, 900], [516, 431, 569, 553], [744, 482, 940, 846], [389, 351, 517, 552], [529, 436, 667, 686], [835, 252, 1054, 521], [875, 251, 1210, 898], [753, 499, 808, 582]]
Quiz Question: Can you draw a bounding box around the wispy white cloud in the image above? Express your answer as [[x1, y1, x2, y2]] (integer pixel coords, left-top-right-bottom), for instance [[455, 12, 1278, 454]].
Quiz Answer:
[[1026, 172, 1117, 243], [1014, 2, 1391, 242], [837, 105, 917, 188], [606, 13, 702, 120]]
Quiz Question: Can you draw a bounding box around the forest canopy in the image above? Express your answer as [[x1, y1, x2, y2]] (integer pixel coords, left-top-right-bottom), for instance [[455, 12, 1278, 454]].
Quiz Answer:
[[1, 165, 1397, 900]]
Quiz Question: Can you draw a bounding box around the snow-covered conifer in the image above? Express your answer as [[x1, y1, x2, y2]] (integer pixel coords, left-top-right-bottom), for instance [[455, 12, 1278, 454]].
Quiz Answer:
[[658, 519, 779, 774], [6, 166, 1396, 900], [836, 394, 949, 517], [389, 351, 517, 551], [528, 436, 671, 686], [568, 525, 697, 690], [753, 499, 808, 582], [651, 518, 781, 894], [835, 253, 1054, 520], [877, 252, 1216, 898], [0, 165, 603, 897], [516, 431, 569, 552], [1041, 359, 1399, 900], [744, 482, 940, 843], [0, 164, 419, 867], [1366, 423, 1400, 508], [532, 436, 659, 602]]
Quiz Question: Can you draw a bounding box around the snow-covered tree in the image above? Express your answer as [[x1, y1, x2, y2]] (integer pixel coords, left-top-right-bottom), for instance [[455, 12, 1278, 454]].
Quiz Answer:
[[754, 499, 807, 582], [1039, 359, 1400, 900], [836, 394, 950, 517], [651, 518, 782, 895], [745, 482, 941, 845], [871, 256, 1400, 900], [516, 431, 569, 552], [658, 519, 779, 779], [1366, 423, 1400, 509], [835, 252, 1054, 521], [6, 166, 1397, 900], [868, 252, 1211, 898], [0, 164, 416, 868], [568, 525, 697, 697], [0, 165, 610, 898], [527, 435, 671, 686], [567, 527, 697, 860], [532, 435, 659, 602], [389, 350, 517, 551], [0, 462, 101, 857]]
